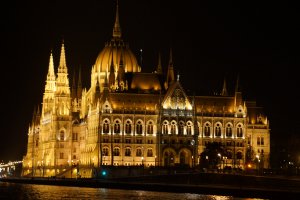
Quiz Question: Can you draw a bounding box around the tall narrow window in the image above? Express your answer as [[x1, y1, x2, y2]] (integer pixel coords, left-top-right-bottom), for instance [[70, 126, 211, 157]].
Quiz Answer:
[[102, 147, 109, 156], [237, 124, 243, 137], [204, 123, 210, 137], [226, 124, 232, 137], [171, 121, 176, 134], [261, 137, 264, 145], [114, 120, 121, 134], [178, 121, 184, 135], [257, 137, 261, 145], [147, 121, 153, 134], [125, 121, 131, 134], [136, 148, 142, 157], [215, 124, 221, 137], [103, 120, 109, 134], [125, 148, 131, 156], [163, 121, 168, 134], [113, 148, 120, 156], [136, 121, 143, 134], [187, 122, 192, 135], [147, 149, 153, 157]]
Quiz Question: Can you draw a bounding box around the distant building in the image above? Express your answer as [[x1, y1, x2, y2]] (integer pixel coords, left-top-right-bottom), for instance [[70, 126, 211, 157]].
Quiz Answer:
[[22, 3, 270, 178]]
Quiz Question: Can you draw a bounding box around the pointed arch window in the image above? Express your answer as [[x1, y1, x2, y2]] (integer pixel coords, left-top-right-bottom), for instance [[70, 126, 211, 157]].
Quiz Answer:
[[237, 124, 243, 137], [114, 120, 121, 134], [125, 120, 132, 134], [226, 124, 232, 137], [163, 121, 168, 134], [171, 121, 176, 135], [103, 120, 110, 134], [147, 121, 153, 134], [178, 121, 184, 135], [215, 124, 221, 137], [204, 123, 210, 137], [136, 121, 143, 135]]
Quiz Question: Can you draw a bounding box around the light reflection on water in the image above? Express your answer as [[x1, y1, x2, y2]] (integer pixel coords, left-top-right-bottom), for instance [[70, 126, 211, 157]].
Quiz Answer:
[[0, 182, 265, 200]]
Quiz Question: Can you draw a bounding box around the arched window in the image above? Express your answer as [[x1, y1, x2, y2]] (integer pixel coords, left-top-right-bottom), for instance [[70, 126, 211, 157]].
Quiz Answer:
[[147, 121, 153, 134], [204, 123, 210, 137], [226, 124, 232, 137], [163, 121, 168, 134], [237, 124, 243, 137], [187, 121, 192, 135], [103, 120, 109, 134], [60, 130, 65, 141], [147, 149, 153, 157], [136, 148, 142, 157], [178, 121, 184, 135], [125, 120, 132, 134], [215, 124, 221, 137], [125, 148, 131, 156], [136, 121, 143, 134], [113, 148, 120, 156], [171, 121, 176, 134], [114, 120, 120, 134], [102, 147, 109, 156]]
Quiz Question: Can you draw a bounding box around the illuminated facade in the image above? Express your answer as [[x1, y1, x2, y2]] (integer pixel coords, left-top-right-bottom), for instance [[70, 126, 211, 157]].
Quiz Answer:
[[22, 4, 270, 178]]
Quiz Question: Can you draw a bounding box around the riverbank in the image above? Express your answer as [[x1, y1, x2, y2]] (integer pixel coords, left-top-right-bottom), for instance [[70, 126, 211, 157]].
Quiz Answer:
[[1, 173, 300, 199]]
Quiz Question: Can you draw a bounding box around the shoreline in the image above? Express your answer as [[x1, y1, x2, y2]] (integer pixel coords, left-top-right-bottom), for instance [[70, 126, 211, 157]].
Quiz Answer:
[[1, 174, 300, 199]]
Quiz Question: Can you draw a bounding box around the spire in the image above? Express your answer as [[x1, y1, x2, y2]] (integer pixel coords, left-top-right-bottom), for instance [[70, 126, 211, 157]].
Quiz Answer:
[[59, 40, 67, 71], [234, 73, 242, 109], [221, 77, 228, 96], [156, 52, 162, 74], [113, 0, 122, 39], [45, 51, 56, 92], [56, 41, 70, 95], [164, 48, 175, 90], [77, 67, 82, 99]]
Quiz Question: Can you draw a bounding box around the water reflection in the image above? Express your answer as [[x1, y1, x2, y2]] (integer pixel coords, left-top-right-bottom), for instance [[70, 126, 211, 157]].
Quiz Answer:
[[0, 182, 265, 200]]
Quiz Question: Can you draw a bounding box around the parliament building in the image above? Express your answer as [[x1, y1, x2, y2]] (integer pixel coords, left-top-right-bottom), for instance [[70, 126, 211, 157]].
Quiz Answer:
[[22, 4, 270, 178]]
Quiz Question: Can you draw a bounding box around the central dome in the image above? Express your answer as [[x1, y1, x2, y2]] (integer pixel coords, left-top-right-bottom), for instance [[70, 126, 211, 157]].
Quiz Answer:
[[95, 38, 140, 73], [94, 3, 140, 74]]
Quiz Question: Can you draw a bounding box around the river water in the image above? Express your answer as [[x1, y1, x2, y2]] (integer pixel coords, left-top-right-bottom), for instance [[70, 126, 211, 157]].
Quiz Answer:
[[0, 182, 266, 200]]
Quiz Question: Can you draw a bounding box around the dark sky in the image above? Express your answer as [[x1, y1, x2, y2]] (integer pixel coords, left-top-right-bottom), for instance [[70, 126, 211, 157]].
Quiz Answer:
[[1, 0, 299, 162]]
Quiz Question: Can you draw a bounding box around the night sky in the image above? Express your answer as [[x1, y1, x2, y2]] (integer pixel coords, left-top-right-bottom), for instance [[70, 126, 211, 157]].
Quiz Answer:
[[1, 0, 299, 163]]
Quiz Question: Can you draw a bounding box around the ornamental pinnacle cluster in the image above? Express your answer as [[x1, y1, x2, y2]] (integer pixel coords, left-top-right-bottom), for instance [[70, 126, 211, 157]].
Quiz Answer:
[[22, 3, 270, 178]]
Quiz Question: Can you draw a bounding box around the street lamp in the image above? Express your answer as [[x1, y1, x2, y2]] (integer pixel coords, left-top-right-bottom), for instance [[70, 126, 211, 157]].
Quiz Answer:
[[217, 153, 221, 172], [256, 154, 260, 175]]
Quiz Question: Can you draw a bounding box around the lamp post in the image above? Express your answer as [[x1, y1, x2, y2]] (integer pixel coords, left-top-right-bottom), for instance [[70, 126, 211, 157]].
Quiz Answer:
[[217, 153, 221, 172], [256, 154, 260, 175]]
